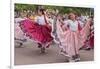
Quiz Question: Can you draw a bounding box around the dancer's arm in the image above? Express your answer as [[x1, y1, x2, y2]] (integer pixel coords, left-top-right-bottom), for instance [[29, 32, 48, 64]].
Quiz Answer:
[[62, 20, 69, 31]]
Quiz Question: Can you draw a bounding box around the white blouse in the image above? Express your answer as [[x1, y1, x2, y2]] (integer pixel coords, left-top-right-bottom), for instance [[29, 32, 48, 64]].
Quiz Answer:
[[35, 15, 47, 25], [64, 20, 84, 31]]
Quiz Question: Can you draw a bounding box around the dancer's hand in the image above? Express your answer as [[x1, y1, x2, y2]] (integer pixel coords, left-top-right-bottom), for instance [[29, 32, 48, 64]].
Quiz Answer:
[[62, 25, 68, 31]]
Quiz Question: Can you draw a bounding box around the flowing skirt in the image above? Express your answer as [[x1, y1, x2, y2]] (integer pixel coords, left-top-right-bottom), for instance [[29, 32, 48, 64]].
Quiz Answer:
[[89, 36, 94, 48], [84, 34, 94, 49], [15, 23, 25, 39], [56, 23, 82, 57], [14, 23, 27, 46], [20, 19, 53, 47], [80, 21, 92, 48], [56, 21, 91, 57]]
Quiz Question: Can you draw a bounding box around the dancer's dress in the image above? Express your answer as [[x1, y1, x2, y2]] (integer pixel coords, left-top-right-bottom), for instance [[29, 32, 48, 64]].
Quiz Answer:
[[89, 23, 94, 48], [82, 20, 94, 49], [20, 15, 53, 47], [14, 17, 27, 46], [56, 19, 91, 57]]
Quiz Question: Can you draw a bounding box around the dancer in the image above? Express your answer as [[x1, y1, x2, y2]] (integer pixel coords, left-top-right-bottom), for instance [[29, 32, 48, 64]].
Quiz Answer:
[[82, 16, 94, 50], [14, 14, 27, 48], [56, 12, 92, 62], [20, 9, 53, 53]]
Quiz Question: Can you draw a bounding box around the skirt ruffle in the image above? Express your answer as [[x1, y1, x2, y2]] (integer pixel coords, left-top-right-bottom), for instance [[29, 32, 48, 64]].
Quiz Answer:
[[56, 22, 83, 57], [20, 19, 53, 47]]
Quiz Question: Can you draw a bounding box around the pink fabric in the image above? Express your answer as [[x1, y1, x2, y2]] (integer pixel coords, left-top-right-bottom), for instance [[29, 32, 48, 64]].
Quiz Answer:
[[56, 20, 91, 57], [20, 19, 53, 47], [57, 22, 81, 57], [14, 23, 25, 39], [80, 21, 92, 47], [83, 30, 94, 48]]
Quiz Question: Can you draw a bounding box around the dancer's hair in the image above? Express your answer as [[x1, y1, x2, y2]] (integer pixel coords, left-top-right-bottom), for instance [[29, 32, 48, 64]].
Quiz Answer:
[[68, 12, 77, 19], [39, 9, 45, 15]]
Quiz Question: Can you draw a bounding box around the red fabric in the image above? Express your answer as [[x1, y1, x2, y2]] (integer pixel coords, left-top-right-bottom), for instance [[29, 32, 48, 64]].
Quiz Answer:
[[20, 19, 53, 45], [89, 36, 94, 48]]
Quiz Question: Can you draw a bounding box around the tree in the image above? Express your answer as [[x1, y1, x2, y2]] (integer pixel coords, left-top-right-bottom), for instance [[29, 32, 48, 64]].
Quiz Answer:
[[15, 4, 93, 16]]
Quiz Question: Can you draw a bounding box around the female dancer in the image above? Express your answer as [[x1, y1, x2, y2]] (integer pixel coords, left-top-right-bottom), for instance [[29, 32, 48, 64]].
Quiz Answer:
[[14, 14, 27, 47], [83, 16, 94, 50], [20, 9, 53, 53], [56, 12, 92, 62]]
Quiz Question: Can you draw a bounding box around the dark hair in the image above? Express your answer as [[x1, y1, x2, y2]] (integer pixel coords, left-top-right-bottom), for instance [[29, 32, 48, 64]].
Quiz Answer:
[[39, 9, 45, 15]]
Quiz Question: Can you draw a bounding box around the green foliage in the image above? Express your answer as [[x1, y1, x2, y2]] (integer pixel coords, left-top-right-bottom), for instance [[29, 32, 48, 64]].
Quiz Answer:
[[15, 4, 94, 16]]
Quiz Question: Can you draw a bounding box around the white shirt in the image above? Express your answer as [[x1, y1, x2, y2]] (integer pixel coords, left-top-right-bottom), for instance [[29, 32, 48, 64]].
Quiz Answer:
[[64, 20, 84, 31], [35, 15, 46, 25]]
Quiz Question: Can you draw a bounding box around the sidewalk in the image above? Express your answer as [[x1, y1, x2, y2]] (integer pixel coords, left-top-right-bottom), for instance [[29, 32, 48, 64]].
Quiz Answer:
[[15, 39, 94, 65]]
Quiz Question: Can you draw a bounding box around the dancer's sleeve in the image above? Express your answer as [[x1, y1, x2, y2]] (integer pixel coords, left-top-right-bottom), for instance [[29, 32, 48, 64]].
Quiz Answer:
[[63, 20, 69, 31]]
